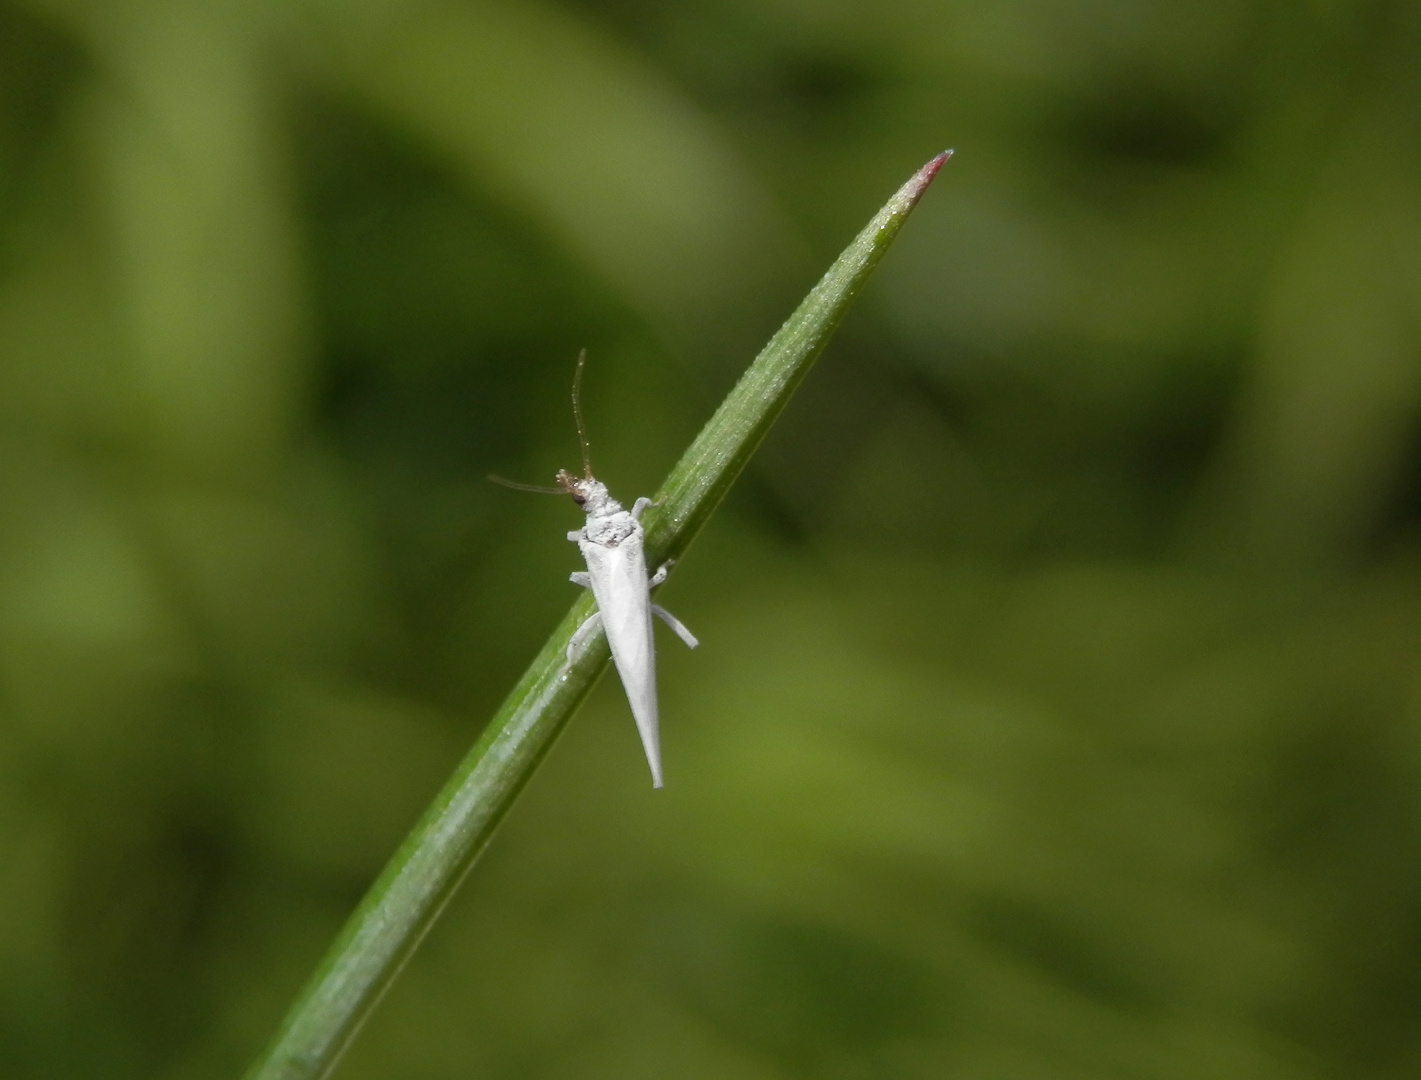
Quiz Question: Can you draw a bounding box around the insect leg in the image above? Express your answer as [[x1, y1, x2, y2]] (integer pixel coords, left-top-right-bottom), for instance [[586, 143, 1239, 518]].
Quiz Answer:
[[566, 609, 603, 662], [567, 530, 583, 543], [569, 571, 592, 588], [631, 496, 659, 520], [647, 559, 676, 589], [651, 604, 698, 649]]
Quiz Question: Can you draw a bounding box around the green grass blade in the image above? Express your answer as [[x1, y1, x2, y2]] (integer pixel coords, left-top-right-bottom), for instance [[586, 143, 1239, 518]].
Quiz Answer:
[[241, 150, 950, 1080], [644, 151, 952, 562]]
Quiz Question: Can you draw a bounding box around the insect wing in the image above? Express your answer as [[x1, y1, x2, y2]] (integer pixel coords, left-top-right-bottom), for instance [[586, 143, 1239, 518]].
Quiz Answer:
[[580, 529, 662, 786]]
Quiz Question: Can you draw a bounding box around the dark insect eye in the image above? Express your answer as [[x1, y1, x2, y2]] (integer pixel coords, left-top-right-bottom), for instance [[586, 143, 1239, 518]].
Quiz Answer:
[[572, 495, 585, 506]]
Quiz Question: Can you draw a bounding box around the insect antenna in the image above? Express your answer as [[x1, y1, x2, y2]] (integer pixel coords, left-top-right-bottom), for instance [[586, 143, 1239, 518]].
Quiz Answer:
[[490, 349, 596, 496], [487, 474, 566, 495], [571, 348, 593, 479]]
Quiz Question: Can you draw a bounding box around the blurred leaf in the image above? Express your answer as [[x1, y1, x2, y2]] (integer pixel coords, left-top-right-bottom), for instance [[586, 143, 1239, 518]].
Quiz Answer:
[[300, 0, 805, 358], [1203, 97, 1421, 564]]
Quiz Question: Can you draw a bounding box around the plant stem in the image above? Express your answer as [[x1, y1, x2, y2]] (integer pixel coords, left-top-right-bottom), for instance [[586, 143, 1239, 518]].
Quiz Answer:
[[241, 150, 950, 1080]]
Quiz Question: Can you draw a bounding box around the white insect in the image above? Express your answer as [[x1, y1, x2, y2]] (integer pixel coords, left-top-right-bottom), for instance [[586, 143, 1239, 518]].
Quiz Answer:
[[495, 352, 697, 788]]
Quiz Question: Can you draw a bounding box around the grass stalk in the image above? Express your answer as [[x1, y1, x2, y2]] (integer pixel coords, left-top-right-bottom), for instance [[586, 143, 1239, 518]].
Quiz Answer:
[[242, 150, 950, 1080]]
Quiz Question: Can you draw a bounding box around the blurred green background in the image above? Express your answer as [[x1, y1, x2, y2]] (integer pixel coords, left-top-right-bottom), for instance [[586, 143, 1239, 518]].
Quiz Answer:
[[2, 0, 1421, 1077]]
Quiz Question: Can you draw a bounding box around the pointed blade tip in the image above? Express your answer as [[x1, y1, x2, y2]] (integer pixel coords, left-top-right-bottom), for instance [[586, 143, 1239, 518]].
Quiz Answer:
[[920, 148, 953, 182], [898, 149, 953, 208]]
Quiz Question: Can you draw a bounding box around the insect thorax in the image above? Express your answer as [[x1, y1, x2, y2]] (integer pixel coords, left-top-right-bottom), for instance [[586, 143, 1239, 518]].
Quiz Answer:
[[584, 509, 636, 547]]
